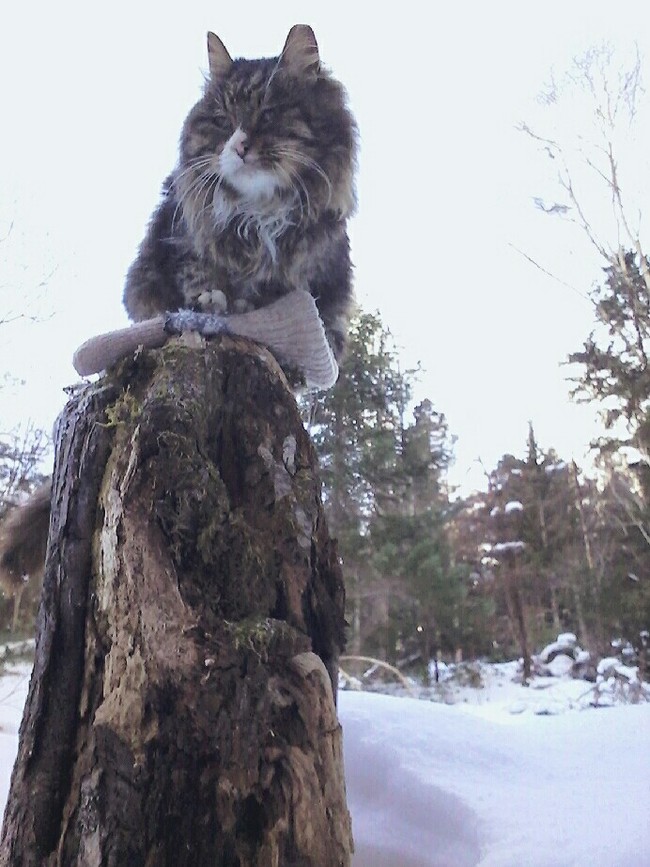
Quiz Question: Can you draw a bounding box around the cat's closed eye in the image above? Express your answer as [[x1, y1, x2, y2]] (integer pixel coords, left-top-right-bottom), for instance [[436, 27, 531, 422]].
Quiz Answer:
[[257, 108, 276, 127], [208, 113, 233, 136]]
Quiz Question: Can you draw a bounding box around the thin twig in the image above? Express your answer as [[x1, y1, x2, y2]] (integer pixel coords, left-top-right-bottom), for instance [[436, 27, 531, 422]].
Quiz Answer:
[[508, 243, 592, 303]]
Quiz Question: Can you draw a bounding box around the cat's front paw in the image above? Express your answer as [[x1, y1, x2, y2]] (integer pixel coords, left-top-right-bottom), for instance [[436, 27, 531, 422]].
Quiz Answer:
[[197, 289, 228, 314], [232, 298, 254, 314], [164, 309, 229, 337]]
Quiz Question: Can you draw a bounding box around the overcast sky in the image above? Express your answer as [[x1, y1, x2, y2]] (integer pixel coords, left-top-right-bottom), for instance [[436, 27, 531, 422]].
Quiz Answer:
[[2, 1, 650, 493]]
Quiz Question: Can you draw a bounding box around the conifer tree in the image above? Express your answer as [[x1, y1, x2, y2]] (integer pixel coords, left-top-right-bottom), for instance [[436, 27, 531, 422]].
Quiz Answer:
[[569, 251, 650, 438], [309, 311, 466, 666], [367, 401, 465, 670], [569, 252, 650, 657], [461, 430, 596, 664], [307, 312, 414, 653], [522, 44, 650, 666]]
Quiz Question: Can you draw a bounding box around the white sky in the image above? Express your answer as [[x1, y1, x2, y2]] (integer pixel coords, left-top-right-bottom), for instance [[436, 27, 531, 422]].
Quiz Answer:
[[2, 0, 650, 493]]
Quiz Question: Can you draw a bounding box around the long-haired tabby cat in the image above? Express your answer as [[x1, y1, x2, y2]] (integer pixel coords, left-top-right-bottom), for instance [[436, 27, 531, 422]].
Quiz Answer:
[[125, 23, 357, 360], [0, 24, 357, 596]]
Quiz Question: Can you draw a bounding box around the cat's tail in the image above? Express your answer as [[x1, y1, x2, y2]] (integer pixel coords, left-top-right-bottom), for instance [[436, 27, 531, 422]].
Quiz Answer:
[[0, 480, 51, 596]]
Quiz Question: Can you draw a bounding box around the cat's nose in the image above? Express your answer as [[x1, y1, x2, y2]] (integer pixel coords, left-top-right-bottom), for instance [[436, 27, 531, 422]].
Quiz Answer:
[[234, 132, 250, 159]]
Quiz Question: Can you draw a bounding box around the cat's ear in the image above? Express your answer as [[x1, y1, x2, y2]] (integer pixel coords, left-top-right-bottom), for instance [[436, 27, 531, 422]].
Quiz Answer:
[[280, 25, 320, 78], [207, 32, 233, 81]]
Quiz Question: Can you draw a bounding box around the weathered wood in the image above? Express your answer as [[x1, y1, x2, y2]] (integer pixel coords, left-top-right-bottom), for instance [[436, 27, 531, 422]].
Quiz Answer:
[[0, 336, 352, 866]]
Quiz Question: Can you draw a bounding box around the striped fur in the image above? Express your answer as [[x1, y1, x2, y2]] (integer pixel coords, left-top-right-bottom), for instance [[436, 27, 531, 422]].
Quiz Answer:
[[123, 25, 358, 360]]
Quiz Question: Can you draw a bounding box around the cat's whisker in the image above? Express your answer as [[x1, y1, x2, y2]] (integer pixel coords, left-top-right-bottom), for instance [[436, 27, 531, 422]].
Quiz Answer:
[[210, 175, 226, 218], [180, 165, 218, 200], [276, 166, 303, 217], [174, 167, 218, 232], [271, 147, 332, 207], [274, 155, 327, 214], [197, 178, 218, 225], [173, 156, 215, 181], [171, 160, 216, 227], [276, 164, 311, 221], [288, 155, 332, 202], [171, 159, 216, 200]]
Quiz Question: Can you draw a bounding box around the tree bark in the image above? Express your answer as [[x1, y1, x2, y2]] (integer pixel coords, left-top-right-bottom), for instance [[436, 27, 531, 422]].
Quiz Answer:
[[0, 335, 352, 866], [502, 559, 531, 684]]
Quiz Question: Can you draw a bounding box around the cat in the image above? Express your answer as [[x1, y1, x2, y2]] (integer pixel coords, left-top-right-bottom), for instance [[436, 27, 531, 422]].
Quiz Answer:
[[124, 24, 357, 361], [0, 25, 357, 597]]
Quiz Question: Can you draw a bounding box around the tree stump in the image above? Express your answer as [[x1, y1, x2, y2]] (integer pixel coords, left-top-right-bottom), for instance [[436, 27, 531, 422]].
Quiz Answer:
[[0, 335, 352, 866]]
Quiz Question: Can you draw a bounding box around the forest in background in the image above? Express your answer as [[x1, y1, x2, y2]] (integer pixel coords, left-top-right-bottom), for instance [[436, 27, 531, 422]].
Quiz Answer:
[[1, 45, 649, 684], [2, 286, 649, 685], [305, 283, 650, 682]]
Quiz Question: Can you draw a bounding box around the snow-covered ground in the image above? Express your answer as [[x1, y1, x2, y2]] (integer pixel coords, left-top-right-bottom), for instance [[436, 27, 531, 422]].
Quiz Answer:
[[0, 657, 30, 815], [342, 664, 650, 866], [1, 655, 649, 866]]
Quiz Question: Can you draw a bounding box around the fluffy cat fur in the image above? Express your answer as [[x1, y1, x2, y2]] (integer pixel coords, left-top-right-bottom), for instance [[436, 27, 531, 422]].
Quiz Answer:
[[124, 24, 358, 360], [0, 26, 357, 597]]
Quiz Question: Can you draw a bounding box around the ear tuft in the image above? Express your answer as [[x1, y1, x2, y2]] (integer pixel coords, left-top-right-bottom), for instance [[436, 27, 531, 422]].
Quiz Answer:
[[207, 32, 233, 81], [280, 25, 320, 77]]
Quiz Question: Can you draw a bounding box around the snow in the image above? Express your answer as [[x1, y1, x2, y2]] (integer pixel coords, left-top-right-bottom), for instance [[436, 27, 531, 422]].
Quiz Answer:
[[491, 541, 526, 554], [539, 632, 578, 663], [2, 656, 650, 865], [545, 652, 574, 677], [504, 501, 523, 513], [341, 691, 650, 867], [597, 656, 623, 675], [0, 660, 31, 813]]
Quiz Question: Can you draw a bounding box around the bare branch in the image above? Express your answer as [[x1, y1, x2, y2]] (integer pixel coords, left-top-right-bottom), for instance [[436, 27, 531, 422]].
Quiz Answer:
[[523, 44, 646, 272], [558, 170, 611, 259], [608, 470, 650, 548], [507, 243, 592, 303]]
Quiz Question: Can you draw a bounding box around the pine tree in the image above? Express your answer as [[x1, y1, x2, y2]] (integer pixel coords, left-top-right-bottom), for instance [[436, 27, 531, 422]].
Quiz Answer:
[[589, 457, 650, 660], [569, 251, 650, 437], [307, 311, 416, 656], [457, 429, 596, 669], [308, 311, 465, 669], [569, 251, 650, 659], [367, 401, 468, 673]]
